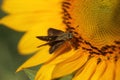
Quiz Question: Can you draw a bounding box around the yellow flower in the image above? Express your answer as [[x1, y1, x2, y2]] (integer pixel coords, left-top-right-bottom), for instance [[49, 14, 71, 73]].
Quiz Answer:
[[1, 0, 120, 80]]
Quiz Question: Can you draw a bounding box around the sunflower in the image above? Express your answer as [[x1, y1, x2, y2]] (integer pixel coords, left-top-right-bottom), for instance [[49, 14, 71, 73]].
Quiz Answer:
[[1, 0, 120, 80]]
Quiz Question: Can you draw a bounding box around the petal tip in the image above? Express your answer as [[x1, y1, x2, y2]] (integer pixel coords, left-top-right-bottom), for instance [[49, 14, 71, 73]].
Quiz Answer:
[[16, 66, 24, 72]]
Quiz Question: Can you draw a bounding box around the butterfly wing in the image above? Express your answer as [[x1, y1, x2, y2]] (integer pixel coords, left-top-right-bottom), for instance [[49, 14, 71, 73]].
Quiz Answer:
[[36, 28, 66, 54], [36, 36, 57, 41], [48, 28, 64, 36], [37, 40, 64, 54], [49, 41, 64, 54], [36, 28, 64, 41]]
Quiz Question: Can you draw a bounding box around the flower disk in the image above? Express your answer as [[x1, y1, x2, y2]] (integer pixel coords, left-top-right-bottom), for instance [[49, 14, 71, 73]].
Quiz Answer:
[[1, 0, 120, 80]]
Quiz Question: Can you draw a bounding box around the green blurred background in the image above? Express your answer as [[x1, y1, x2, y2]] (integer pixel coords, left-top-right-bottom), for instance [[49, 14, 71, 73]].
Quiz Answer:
[[0, 26, 29, 80], [0, 0, 29, 80]]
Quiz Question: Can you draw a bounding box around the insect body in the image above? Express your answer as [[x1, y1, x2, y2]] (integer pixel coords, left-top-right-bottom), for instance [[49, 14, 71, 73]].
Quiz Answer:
[[36, 28, 73, 54]]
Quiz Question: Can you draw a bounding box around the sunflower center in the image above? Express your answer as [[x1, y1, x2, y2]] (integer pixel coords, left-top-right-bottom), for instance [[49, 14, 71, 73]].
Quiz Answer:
[[61, 0, 120, 60]]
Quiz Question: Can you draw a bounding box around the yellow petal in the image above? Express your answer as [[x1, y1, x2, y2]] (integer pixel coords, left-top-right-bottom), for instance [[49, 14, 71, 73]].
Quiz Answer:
[[35, 64, 55, 80], [58, 48, 87, 63], [115, 59, 120, 80], [1, 12, 63, 32], [2, 0, 62, 13], [91, 60, 106, 80], [52, 53, 89, 78], [48, 49, 76, 65], [16, 46, 53, 72], [99, 60, 115, 80], [18, 23, 65, 54], [73, 57, 98, 80]]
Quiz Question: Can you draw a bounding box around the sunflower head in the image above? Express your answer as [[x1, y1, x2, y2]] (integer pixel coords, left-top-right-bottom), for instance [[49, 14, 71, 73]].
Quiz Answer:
[[1, 0, 120, 80]]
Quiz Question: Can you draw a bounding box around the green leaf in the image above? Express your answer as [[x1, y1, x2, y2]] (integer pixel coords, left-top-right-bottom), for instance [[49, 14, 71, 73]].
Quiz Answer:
[[24, 69, 37, 80], [58, 74, 73, 80]]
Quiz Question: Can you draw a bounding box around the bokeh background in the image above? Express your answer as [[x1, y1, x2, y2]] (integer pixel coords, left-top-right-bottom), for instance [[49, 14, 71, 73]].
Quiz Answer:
[[0, 26, 29, 80], [0, 0, 29, 80]]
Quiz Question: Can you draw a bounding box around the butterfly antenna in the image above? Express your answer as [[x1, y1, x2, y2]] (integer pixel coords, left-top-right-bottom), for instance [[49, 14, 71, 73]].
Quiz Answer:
[[37, 43, 50, 48]]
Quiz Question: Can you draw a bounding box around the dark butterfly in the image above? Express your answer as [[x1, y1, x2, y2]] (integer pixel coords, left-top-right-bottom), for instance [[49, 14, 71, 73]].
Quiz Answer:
[[36, 28, 73, 54]]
